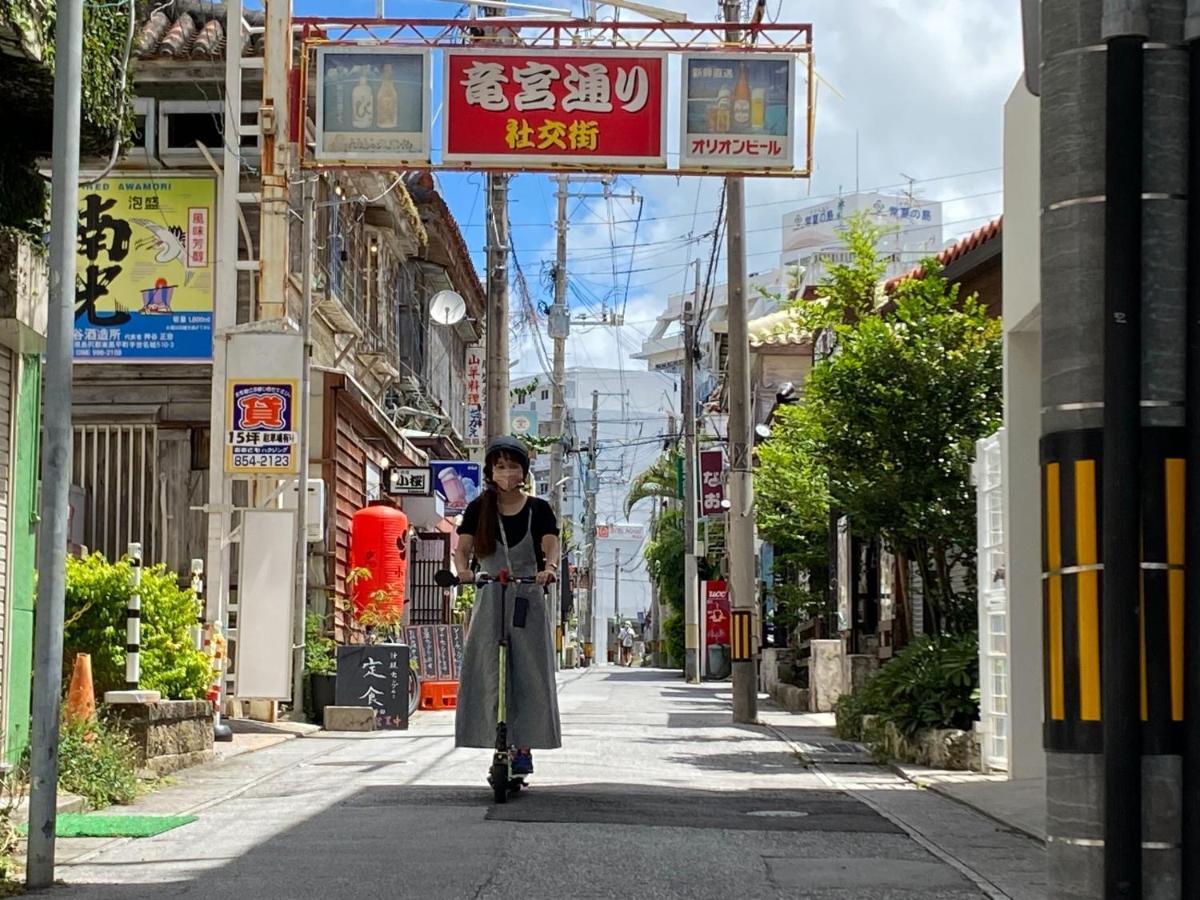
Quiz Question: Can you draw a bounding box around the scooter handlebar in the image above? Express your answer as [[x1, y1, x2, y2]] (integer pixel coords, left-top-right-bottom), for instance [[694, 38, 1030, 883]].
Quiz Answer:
[[433, 569, 554, 587]]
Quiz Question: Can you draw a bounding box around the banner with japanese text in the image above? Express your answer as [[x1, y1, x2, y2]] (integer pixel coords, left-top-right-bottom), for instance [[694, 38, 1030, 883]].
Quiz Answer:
[[75, 176, 215, 362], [698, 448, 726, 519], [680, 52, 795, 171], [315, 46, 432, 166], [705, 580, 730, 646], [443, 49, 667, 168], [464, 346, 485, 448]]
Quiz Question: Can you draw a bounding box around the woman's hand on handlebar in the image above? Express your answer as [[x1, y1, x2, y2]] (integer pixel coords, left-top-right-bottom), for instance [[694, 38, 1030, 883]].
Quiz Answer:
[[457, 570, 476, 585], [535, 569, 557, 586]]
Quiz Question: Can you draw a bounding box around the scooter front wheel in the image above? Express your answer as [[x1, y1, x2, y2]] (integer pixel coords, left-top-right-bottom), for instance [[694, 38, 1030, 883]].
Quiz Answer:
[[491, 763, 509, 804]]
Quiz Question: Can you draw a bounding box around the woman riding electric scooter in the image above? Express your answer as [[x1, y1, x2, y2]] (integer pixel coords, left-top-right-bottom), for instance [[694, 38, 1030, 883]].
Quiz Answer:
[[453, 436, 562, 781]]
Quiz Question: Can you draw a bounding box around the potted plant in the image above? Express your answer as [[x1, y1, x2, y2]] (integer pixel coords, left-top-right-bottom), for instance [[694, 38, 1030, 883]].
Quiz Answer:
[[304, 612, 337, 724]]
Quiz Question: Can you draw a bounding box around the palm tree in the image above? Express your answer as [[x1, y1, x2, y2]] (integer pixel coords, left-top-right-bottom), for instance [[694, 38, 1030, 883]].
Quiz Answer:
[[624, 452, 680, 518]]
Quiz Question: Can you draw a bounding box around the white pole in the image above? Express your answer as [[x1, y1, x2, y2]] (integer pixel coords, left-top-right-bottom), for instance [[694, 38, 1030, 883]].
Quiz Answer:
[[126, 543, 143, 687]]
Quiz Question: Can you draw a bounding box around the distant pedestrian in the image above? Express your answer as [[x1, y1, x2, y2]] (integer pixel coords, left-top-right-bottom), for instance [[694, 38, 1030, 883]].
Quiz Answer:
[[619, 621, 636, 666]]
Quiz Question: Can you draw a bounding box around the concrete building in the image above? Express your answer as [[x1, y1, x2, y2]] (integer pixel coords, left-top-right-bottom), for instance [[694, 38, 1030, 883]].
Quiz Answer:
[[969, 79, 1043, 781], [781, 191, 945, 291]]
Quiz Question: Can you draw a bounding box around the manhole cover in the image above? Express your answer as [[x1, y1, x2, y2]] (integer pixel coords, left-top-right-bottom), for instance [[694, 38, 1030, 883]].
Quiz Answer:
[[746, 810, 810, 818]]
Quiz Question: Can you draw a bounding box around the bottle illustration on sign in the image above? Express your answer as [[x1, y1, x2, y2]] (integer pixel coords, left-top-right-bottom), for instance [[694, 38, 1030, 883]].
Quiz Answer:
[[353, 74, 375, 129], [376, 64, 398, 129], [714, 86, 732, 133], [733, 64, 751, 130]]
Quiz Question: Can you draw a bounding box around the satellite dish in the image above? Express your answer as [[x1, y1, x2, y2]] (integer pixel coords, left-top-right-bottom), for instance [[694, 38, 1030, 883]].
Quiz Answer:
[[430, 290, 467, 326]]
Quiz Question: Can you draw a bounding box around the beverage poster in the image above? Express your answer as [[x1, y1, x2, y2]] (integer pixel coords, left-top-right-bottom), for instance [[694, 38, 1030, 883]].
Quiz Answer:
[[679, 53, 795, 170], [74, 176, 215, 361], [315, 46, 431, 165], [429, 460, 482, 516]]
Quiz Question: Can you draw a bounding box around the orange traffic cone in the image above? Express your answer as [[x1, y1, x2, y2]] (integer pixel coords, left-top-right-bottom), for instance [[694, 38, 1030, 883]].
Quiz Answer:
[[65, 653, 96, 725]]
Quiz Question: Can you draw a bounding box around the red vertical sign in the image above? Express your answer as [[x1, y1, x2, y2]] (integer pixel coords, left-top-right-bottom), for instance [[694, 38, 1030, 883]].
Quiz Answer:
[[698, 448, 725, 519], [705, 580, 731, 646]]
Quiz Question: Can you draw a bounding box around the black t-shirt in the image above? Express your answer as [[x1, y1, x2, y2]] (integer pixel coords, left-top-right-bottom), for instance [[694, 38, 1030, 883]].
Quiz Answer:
[[458, 495, 559, 569]]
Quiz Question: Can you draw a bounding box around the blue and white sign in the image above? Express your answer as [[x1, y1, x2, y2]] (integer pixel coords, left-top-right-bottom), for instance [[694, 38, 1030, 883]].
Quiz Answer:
[[430, 460, 482, 516]]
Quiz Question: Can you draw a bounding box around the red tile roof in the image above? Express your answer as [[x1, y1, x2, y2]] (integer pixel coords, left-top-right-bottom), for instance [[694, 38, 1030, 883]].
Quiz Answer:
[[136, 2, 265, 60], [883, 216, 1002, 293]]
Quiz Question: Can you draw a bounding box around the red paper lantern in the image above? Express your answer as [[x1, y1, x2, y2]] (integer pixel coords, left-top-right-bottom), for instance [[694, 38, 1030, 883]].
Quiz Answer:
[[349, 504, 408, 617]]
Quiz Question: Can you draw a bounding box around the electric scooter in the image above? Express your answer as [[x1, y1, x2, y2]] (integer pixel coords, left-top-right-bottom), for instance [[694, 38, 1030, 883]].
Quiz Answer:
[[435, 568, 551, 804]]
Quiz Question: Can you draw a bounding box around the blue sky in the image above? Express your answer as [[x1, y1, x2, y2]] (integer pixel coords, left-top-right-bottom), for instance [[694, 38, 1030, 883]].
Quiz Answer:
[[284, 0, 1023, 373]]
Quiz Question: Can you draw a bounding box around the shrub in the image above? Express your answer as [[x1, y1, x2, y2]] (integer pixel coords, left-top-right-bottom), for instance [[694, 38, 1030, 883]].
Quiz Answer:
[[304, 612, 336, 676], [64, 553, 211, 700], [57, 715, 140, 809], [663, 610, 685, 669], [835, 632, 979, 741], [834, 690, 868, 741]]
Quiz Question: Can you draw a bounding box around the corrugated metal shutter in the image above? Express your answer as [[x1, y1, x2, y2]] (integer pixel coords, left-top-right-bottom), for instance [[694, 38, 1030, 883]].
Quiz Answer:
[[0, 346, 13, 733]]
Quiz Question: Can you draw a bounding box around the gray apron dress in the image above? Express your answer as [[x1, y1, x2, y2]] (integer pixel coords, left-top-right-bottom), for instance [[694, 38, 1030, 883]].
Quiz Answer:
[[454, 503, 562, 749]]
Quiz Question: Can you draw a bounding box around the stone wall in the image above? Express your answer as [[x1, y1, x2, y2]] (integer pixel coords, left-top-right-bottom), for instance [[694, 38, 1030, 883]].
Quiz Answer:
[[108, 700, 214, 777], [860, 715, 982, 771]]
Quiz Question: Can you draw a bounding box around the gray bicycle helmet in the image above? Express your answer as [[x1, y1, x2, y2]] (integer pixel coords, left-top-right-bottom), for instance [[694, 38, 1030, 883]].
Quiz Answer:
[[485, 435, 530, 474]]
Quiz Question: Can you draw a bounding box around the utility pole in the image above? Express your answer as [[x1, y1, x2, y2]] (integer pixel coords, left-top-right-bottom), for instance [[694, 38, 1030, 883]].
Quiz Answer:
[[550, 174, 569, 668], [723, 0, 757, 723], [586, 389, 600, 662], [486, 172, 511, 441], [1038, 2, 1189, 896], [26, 0, 83, 885], [258, 0, 291, 321], [204, 0, 242, 744], [683, 261, 700, 684], [290, 179, 314, 719], [614, 547, 621, 622]]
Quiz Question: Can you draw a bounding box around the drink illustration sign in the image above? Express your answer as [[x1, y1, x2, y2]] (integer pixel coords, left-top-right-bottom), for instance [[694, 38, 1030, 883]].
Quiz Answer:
[[74, 176, 216, 361], [679, 53, 795, 170], [315, 46, 431, 165], [429, 460, 482, 516]]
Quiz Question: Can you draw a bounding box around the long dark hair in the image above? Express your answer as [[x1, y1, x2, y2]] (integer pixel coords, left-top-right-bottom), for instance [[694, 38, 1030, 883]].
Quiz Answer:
[[472, 448, 528, 558]]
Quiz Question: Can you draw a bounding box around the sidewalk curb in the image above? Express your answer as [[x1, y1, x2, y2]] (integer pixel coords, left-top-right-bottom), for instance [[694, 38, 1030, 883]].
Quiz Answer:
[[888, 761, 1047, 846], [57, 730, 352, 868]]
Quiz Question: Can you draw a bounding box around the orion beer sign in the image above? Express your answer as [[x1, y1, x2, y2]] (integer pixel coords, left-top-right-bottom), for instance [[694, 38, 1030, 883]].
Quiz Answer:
[[698, 448, 725, 519]]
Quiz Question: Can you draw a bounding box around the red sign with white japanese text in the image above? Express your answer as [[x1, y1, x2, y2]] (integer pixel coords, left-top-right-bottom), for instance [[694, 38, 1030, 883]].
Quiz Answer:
[[705, 580, 731, 646], [442, 49, 667, 168], [698, 448, 725, 519]]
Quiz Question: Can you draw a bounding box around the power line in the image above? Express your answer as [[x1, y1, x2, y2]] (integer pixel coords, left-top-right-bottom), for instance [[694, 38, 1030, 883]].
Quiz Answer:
[[454, 165, 1005, 231]]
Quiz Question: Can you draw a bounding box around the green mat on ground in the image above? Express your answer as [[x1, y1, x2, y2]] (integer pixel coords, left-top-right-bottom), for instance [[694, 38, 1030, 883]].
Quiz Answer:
[[19, 813, 197, 838]]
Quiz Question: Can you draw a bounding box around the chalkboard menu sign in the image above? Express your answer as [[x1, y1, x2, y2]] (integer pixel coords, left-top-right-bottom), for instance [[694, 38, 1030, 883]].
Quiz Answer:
[[335, 643, 410, 730], [405, 624, 465, 680]]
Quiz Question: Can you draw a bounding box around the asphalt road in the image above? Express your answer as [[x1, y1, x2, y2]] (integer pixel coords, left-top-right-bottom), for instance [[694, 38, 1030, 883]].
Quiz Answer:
[[52, 667, 1046, 899]]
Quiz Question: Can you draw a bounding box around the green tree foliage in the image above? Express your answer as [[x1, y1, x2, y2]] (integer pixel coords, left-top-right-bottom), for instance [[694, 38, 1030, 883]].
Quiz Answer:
[[644, 506, 685, 616], [64, 553, 212, 700], [0, 0, 137, 232], [759, 213, 1002, 636], [624, 451, 679, 518]]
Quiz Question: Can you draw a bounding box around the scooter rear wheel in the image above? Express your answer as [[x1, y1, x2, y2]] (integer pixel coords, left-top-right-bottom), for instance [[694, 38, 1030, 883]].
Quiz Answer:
[[491, 763, 509, 804]]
